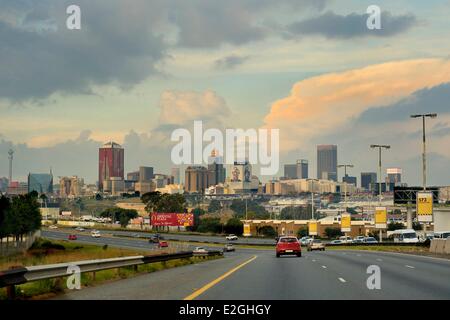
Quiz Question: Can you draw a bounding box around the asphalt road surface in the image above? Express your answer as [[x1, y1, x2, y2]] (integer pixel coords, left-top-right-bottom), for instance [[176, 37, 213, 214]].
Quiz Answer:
[[44, 230, 450, 300]]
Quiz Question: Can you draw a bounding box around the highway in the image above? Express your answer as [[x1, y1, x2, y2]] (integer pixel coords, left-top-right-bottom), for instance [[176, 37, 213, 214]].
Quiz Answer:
[[43, 230, 450, 300]]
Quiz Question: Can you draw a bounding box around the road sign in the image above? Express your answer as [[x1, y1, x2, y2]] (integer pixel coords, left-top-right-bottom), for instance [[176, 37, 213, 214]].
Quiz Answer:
[[243, 224, 251, 237], [375, 207, 387, 229], [309, 221, 318, 236], [341, 213, 351, 233], [417, 192, 433, 222]]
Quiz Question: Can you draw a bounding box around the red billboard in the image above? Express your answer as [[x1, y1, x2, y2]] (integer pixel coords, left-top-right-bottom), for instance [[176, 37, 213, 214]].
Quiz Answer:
[[150, 213, 194, 227]]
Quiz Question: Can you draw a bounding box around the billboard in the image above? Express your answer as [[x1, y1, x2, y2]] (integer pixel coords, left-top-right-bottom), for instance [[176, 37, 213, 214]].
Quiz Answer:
[[309, 221, 318, 236], [375, 207, 387, 229], [151, 213, 194, 227], [243, 224, 251, 237], [341, 213, 351, 233], [417, 192, 433, 223]]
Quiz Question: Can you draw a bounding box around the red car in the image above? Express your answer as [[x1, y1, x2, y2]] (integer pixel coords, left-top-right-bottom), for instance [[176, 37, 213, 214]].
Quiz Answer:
[[276, 236, 301, 258], [158, 241, 169, 248], [68, 234, 77, 240]]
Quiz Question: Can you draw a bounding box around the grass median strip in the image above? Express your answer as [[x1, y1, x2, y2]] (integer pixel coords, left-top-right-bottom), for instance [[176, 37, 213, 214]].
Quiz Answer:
[[0, 238, 222, 300]]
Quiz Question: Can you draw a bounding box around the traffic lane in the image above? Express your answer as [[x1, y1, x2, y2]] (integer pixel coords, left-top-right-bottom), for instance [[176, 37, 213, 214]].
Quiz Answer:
[[42, 230, 263, 257], [195, 250, 371, 300], [315, 250, 450, 299], [53, 252, 257, 300]]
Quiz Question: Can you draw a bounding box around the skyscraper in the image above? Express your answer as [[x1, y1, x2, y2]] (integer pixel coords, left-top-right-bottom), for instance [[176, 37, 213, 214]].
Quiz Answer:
[[98, 142, 124, 190], [386, 168, 402, 185], [139, 166, 154, 182], [171, 167, 181, 184], [28, 172, 53, 194], [317, 145, 337, 181], [361, 172, 377, 190], [284, 159, 308, 179], [207, 150, 226, 186], [184, 166, 209, 193]]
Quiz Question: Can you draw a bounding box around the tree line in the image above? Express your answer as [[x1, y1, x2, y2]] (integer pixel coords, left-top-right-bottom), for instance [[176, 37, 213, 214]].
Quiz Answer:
[[0, 192, 42, 243]]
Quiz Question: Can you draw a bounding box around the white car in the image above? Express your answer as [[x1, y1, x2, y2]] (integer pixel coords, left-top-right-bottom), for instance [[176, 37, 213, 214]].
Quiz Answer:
[[226, 234, 238, 241], [49, 225, 58, 229], [91, 230, 101, 238], [339, 236, 353, 244], [193, 247, 208, 254], [75, 227, 85, 232]]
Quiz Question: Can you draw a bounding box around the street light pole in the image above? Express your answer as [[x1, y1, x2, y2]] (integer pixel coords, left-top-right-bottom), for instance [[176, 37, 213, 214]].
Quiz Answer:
[[371, 145, 390, 243], [337, 164, 354, 205], [410, 113, 437, 191]]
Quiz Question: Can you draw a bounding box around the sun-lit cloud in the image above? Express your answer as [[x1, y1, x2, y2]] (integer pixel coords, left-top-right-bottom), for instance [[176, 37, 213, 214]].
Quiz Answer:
[[264, 58, 450, 152]]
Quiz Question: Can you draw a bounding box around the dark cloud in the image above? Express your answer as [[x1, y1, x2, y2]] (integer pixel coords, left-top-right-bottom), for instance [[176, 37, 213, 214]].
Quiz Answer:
[[358, 82, 450, 124], [214, 55, 250, 70], [0, 0, 330, 101], [286, 10, 417, 39]]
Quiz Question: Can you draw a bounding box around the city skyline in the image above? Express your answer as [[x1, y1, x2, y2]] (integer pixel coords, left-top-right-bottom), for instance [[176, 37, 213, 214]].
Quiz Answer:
[[1, 1, 450, 185]]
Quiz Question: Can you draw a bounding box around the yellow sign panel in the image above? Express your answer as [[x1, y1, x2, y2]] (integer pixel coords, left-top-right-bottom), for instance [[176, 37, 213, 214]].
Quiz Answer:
[[375, 207, 387, 229], [243, 224, 251, 237], [341, 213, 351, 232], [417, 192, 433, 222], [309, 221, 318, 236]]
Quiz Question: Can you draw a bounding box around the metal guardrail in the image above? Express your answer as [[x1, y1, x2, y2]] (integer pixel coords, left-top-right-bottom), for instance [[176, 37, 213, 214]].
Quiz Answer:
[[0, 250, 223, 299]]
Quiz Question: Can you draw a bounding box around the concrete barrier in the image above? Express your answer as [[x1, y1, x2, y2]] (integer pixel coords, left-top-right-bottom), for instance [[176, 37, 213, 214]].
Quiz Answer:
[[430, 239, 447, 254], [445, 238, 450, 255]]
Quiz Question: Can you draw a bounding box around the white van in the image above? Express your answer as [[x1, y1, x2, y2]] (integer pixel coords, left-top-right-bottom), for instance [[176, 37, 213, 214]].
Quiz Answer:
[[391, 229, 419, 243], [434, 231, 450, 239], [338, 236, 353, 244]]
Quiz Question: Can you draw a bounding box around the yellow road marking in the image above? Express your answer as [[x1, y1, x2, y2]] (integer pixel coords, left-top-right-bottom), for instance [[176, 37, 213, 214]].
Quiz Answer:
[[183, 255, 258, 300]]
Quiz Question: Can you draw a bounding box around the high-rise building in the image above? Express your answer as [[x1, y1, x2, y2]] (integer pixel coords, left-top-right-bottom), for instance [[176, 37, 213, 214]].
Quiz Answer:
[[317, 145, 337, 181], [98, 142, 124, 190], [127, 171, 140, 182], [28, 173, 53, 194], [60, 176, 84, 197], [386, 168, 402, 185], [185, 166, 209, 193], [361, 172, 377, 190], [171, 167, 180, 184], [139, 166, 154, 182], [0, 177, 9, 193], [284, 159, 308, 179], [207, 150, 226, 186]]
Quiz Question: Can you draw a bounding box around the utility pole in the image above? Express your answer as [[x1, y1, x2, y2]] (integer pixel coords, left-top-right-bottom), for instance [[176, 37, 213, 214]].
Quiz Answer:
[[410, 113, 437, 235], [8, 149, 14, 186], [370, 145, 390, 243], [337, 164, 354, 205]]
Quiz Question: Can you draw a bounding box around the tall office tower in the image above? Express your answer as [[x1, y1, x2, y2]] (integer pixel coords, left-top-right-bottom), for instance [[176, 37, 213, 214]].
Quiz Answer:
[[284, 159, 309, 179], [317, 145, 337, 181], [207, 150, 226, 186], [171, 167, 181, 184], [28, 172, 53, 194], [98, 141, 124, 190], [386, 168, 402, 185], [184, 166, 209, 193], [139, 166, 154, 182], [361, 172, 377, 190]]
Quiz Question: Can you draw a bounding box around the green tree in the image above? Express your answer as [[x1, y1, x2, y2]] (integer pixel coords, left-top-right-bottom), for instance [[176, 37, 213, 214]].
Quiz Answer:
[[257, 225, 277, 238], [230, 199, 269, 219], [387, 222, 405, 231], [196, 217, 223, 233], [280, 206, 311, 220], [412, 221, 423, 231], [324, 227, 343, 239], [4, 193, 41, 242], [100, 208, 138, 227], [95, 193, 103, 201], [0, 196, 11, 241], [224, 218, 243, 235], [208, 199, 222, 213], [297, 227, 308, 238]]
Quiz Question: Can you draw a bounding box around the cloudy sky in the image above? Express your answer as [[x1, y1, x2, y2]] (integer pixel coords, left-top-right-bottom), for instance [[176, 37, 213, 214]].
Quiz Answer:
[[1, 0, 450, 186]]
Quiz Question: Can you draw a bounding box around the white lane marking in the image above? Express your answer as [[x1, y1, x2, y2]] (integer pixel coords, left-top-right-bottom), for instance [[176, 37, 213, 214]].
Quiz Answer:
[[405, 265, 415, 269], [376, 258, 383, 262], [356, 254, 362, 257], [338, 278, 346, 283], [321, 265, 327, 269]]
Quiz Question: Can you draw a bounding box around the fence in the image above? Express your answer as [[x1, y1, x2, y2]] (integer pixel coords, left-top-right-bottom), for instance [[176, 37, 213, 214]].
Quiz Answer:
[[0, 250, 223, 299], [0, 231, 41, 257]]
